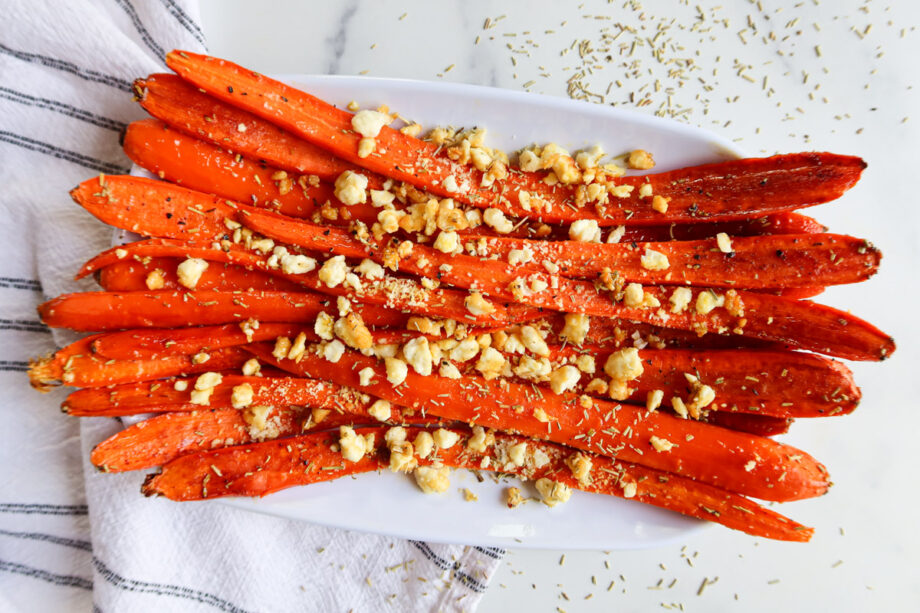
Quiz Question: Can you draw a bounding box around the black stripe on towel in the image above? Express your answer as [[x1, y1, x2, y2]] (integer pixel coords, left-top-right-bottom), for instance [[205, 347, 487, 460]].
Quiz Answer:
[[0, 43, 132, 92], [0, 130, 129, 174], [0, 87, 128, 132], [0, 558, 93, 591]]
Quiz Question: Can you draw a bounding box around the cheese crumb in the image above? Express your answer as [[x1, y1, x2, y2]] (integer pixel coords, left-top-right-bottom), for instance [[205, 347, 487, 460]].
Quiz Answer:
[[402, 337, 433, 376], [432, 428, 460, 449], [176, 258, 208, 289], [413, 431, 434, 459], [506, 487, 524, 508], [623, 283, 645, 308], [339, 426, 375, 462], [145, 269, 165, 290], [649, 435, 675, 452], [433, 230, 459, 254], [351, 109, 391, 137], [716, 232, 733, 253], [535, 478, 572, 507], [466, 426, 492, 453], [651, 195, 669, 213], [334, 170, 369, 205], [627, 149, 655, 170], [414, 465, 450, 494], [173, 380, 189, 392], [439, 361, 462, 379], [314, 312, 335, 340], [241, 358, 261, 377], [549, 365, 580, 394], [640, 248, 670, 271], [474, 346, 506, 380], [385, 357, 408, 385], [646, 389, 664, 411], [695, 290, 725, 315], [230, 383, 254, 409], [321, 340, 345, 363], [358, 367, 376, 387], [565, 452, 593, 485], [669, 287, 693, 314], [318, 255, 348, 288], [560, 313, 590, 345], [569, 219, 601, 242], [367, 399, 391, 421], [280, 254, 316, 275], [464, 291, 495, 316], [507, 442, 527, 467], [483, 208, 514, 234], [520, 325, 549, 357]]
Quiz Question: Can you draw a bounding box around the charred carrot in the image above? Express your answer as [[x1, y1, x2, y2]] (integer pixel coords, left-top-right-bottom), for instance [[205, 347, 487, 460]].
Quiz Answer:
[[135, 74, 376, 185], [166, 50, 865, 226], [142, 426, 812, 541], [249, 344, 829, 502], [38, 290, 405, 331], [97, 256, 304, 292]]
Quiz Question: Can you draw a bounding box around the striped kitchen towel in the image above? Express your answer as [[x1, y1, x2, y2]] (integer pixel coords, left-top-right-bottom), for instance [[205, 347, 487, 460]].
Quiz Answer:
[[0, 1, 502, 611]]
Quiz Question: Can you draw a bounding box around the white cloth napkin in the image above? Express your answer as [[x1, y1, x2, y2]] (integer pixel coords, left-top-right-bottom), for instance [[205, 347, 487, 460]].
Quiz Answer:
[[0, 1, 502, 611]]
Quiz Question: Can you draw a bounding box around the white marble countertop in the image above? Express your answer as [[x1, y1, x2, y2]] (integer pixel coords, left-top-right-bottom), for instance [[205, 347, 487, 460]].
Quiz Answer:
[[197, 0, 920, 610]]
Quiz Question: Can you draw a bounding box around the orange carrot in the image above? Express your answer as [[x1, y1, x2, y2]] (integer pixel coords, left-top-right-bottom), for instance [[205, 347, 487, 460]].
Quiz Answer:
[[142, 425, 813, 541], [97, 256, 304, 292], [135, 74, 375, 185], [249, 344, 829, 502], [165, 50, 865, 226], [38, 290, 405, 331]]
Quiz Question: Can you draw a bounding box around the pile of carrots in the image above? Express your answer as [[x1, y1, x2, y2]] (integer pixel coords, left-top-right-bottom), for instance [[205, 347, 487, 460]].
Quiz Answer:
[[29, 50, 895, 542]]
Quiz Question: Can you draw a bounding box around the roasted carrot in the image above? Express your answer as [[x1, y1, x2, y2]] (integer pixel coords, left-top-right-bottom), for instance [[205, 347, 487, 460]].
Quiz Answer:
[[96, 256, 304, 292], [125, 117, 826, 244], [166, 50, 864, 226], [461, 232, 879, 288], [29, 341, 249, 389], [76, 172, 876, 290], [88, 324, 432, 361], [124, 118, 382, 222], [241, 207, 895, 361], [249, 344, 829, 502], [142, 426, 812, 541], [39, 290, 404, 331], [135, 74, 376, 185], [705, 412, 792, 437]]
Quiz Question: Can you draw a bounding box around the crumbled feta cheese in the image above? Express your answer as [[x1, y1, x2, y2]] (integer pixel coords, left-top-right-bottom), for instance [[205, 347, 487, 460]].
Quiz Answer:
[[449, 337, 480, 363], [651, 195, 669, 213], [549, 365, 580, 394], [402, 337, 433, 376], [716, 232, 733, 253], [280, 253, 316, 275], [507, 442, 527, 467], [569, 219, 601, 242], [606, 225, 626, 244], [318, 340, 343, 363], [357, 137, 375, 158], [466, 426, 492, 453], [604, 347, 644, 382], [695, 290, 725, 315], [508, 247, 534, 266], [669, 287, 693, 314], [464, 291, 495, 316], [145, 269, 165, 290], [565, 452, 593, 485], [173, 380, 189, 392], [560, 313, 590, 345], [195, 372, 223, 391], [438, 361, 462, 379], [535, 478, 572, 507], [318, 255, 348, 288], [243, 405, 271, 431], [519, 325, 549, 357], [650, 436, 675, 452], [640, 248, 670, 271], [413, 431, 434, 459], [230, 383, 254, 409], [638, 183, 653, 198], [623, 283, 645, 308], [483, 208, 514, 234], [413, 465, 450, 494], [369, 189, 395, 207], [358, 367, 376, 387], [385, 357, 408, 385], [351, 109, 391, 138], [513, 356, 552, 380], [433, 230, 459, 254], [339, 426, 374, 462], [287, 332, 307, 362], [621, 481, 638, 498], [367, 399, 391, 421], [314, 312, 335, 341], [627, 149, 655, 170], [575, 354, 596, 374], [672, 396, 689, 418], [355, 258, 385, 280], [646, 389, 664, 411], [333, 170, 369, 205], [432, 428, 460, 449], [334, 312, 373, 350], [176, 257, 208, 289], [474, 346, 506, 380]]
